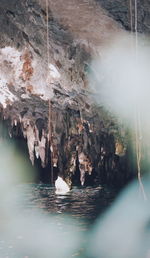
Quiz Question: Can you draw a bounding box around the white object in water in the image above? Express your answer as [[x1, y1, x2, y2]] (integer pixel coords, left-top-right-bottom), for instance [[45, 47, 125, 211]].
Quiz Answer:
[[55, 176, 70, 194]]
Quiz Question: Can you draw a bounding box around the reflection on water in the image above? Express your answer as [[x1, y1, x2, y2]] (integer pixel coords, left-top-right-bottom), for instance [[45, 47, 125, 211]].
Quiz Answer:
[[20, 184, 116, 225], [0, 184, 116, 258]]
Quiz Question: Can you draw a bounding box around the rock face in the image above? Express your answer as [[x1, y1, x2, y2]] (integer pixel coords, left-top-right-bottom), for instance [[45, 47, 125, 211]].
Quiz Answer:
[[96, 0, 150, 33], [0, 0, 140, 186]]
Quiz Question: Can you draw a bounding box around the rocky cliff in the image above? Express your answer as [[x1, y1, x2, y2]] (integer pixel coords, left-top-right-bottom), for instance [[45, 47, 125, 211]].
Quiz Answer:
[[0, 0, 145, 186], [97, 0, 150, 33]]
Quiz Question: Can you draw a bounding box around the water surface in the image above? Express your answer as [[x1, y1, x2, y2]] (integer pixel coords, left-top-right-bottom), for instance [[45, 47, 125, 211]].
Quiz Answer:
[[0, 184, 117, 258]]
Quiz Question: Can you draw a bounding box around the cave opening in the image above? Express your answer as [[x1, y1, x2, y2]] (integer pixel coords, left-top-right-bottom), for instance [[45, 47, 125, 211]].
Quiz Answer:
[[0, 118, 136, 188]]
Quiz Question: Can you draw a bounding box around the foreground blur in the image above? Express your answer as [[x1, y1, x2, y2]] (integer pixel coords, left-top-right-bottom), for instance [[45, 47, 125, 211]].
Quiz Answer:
[[0, 140, 150, 258], [0, 142, 81, 258], [1, 32, 150, 256], [87, 177, 150, 258]]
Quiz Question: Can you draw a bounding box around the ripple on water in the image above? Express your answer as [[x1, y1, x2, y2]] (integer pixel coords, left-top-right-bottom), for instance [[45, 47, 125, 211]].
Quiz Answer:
[[0, 184, 116, 258], [17, 184, 116, 224]]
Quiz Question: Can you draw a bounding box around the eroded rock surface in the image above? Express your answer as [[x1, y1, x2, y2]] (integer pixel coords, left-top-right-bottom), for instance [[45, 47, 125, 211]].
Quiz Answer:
[[0, 0, 137, 186]]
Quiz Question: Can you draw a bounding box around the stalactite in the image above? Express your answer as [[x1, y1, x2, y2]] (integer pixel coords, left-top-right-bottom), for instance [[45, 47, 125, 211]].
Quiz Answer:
[[115, 142, 125, 156], [39, 129, 47, 167], [78, 152, 92, 185], [26, 124, 35, 165], [14, 119, 17, 127], [34, 143, 39, 159], [0, 101, 130, 186], [69, 152, 77, 173], [49, 139, 58, 172]]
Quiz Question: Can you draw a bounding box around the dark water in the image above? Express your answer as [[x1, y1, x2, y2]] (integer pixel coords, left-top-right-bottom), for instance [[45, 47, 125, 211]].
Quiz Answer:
[[21, 184, 116, 224], [0, 184, 117, 258]]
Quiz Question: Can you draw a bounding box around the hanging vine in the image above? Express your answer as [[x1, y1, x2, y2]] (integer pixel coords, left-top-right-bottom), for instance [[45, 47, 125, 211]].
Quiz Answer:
[[129, 0, 147, 200], [134, 108, 147, 200], [46, 0, 50, 66], [129, 0, 133, 32], [46, 0, 54, 184]]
